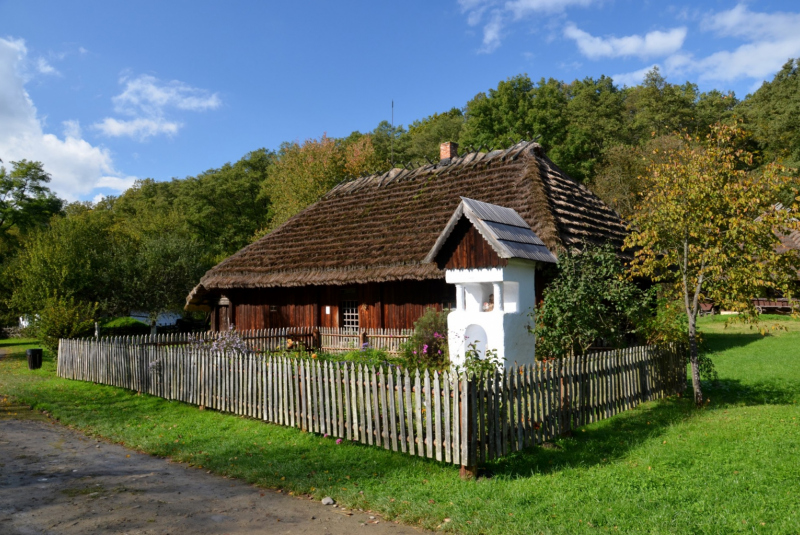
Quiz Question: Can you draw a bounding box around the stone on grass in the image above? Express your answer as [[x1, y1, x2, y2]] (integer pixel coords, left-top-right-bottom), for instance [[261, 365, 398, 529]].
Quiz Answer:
[[321, 497, 335, 505]]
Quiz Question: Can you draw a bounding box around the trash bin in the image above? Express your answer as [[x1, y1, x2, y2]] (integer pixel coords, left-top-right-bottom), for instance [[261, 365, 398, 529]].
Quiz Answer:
[[26, 349, 43, 370]]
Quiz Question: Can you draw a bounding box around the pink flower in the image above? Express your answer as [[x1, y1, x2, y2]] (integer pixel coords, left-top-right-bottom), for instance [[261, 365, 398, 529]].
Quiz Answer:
[[423, 344, 428, 354], [336, 439, 342, 444]]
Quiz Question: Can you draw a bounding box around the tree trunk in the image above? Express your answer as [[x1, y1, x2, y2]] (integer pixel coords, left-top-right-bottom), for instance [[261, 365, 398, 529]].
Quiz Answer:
[[687, 313, 703, 407]]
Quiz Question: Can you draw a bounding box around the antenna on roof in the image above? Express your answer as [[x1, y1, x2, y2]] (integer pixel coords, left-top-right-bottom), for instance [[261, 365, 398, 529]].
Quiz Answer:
[[391, 100, 394, 168]]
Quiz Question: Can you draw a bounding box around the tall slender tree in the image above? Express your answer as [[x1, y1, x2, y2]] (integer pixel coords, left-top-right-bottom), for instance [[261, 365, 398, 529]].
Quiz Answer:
[[625, 124, 800, 406]]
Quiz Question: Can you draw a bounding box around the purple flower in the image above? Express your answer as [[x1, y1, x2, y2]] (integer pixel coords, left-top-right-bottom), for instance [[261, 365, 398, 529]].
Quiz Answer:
[[336, 439, 342, 444], [423, 344, 428, 354]]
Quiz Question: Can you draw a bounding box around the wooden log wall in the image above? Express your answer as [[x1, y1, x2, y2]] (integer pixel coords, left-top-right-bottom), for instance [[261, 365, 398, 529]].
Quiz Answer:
[[220, 280, 454, 332], [57, 339, 685, 467]]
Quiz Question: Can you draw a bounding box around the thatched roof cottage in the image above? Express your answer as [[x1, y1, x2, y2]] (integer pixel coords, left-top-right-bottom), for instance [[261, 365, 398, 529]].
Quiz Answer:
[[185, 141, 628, 332]]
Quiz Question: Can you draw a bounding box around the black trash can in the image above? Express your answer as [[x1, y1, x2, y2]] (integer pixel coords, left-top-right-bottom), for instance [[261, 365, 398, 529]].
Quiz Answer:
[[26, 349, 43, 370]]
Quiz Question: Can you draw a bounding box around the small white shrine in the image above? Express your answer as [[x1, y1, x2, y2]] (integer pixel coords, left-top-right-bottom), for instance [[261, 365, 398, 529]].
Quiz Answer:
[[424, 197, 557, 369]]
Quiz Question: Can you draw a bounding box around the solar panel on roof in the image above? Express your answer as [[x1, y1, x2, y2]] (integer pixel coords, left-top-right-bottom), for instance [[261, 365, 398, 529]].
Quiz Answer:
[[481, 220, 546, 246], [461, 197, 529, 228]]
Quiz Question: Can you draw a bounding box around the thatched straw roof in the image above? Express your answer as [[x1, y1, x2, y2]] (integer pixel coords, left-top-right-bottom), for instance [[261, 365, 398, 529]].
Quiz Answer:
[[778, 229, 800, 254], [186, 141, 628, 309]]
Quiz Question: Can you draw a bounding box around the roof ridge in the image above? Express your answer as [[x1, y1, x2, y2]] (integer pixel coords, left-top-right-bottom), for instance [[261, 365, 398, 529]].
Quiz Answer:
[[324, 140, 542, 199]]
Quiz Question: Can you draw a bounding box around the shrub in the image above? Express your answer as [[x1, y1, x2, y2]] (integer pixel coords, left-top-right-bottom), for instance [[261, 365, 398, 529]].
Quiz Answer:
[[333, 345, 401, 368], [401, 307, 449, 369], [533, 243, 649, 359], [100, 317, 150, 337], [33, 296, 97, 351], [456, 342, 502, 376]]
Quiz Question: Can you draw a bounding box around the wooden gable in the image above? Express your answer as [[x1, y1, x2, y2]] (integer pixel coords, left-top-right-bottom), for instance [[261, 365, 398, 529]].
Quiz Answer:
[[435, 216, 508, 270]]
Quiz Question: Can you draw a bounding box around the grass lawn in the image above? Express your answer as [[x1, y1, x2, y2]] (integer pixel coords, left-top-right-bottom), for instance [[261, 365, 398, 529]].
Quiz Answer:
[[1, 318, 798, 534]]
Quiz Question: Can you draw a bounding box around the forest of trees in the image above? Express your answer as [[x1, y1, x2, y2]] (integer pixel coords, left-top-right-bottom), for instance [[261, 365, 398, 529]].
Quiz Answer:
[[2, 60, 799, 333]]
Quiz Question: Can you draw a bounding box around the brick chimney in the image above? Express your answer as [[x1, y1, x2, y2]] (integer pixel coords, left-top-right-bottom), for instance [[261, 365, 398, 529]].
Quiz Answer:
[[439, 141, 458, 161]]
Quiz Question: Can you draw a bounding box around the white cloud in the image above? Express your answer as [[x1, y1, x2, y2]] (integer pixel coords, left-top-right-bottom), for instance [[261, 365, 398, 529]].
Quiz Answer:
[[0, 37, 135, 200], [481, 11, 506, 53], [564, 24, 687, 59], [611, 64, 659, 87], [459, 0, 599, 52], [609, 4, 800, 91], [704, 3, 800, 41], [506, 0, 597, 18], [686, 4, 800, 84], [93, 74, 220, 140], [94, 117, 181, 139], [36, 57, 58, 75], [459, 0, 492, 26], [62, 119, 81, 139], [112, 74, 220, 114], [94, 175, 137, 191]]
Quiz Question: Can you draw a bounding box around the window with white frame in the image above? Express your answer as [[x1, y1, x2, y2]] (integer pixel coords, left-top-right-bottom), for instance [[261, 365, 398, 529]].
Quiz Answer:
[[340, 300, 359, 332]]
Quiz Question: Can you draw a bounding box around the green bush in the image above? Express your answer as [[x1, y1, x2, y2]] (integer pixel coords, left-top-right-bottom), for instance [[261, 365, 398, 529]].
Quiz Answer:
[[401, 307, 449, 369], [456, 341, 502, 376], [533, 243, 654, 359], [100, 317, 151, 337], [33, 296, 97, 351], [270, 347, 403, 368]]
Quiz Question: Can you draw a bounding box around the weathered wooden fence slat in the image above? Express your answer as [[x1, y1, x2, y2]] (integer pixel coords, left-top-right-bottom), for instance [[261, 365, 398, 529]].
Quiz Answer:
[[57, 339, 685, 468]]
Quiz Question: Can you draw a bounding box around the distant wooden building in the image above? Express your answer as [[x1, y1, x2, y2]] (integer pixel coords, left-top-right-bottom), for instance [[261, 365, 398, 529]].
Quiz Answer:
[[185, 141, 629, 332]]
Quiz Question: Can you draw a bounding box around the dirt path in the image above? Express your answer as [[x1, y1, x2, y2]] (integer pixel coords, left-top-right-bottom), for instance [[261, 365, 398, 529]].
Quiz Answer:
[[0, 403, 430, 535]]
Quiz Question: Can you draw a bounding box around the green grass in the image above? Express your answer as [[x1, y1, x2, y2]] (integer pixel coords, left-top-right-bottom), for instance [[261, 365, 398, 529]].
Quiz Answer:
[[100, 316, 151, 336], [1, 320, 798, 534], [0, 337, 42, 353], [102, 317, 149, 328]]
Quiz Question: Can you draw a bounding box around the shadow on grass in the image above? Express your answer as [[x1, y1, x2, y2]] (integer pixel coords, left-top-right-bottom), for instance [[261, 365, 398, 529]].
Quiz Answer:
[[487, 393, 693, 478], [0, 339, 41, 350], [702, 332, 766, 354], [487, 374, 799, 479], [703, 378, 800, 406]]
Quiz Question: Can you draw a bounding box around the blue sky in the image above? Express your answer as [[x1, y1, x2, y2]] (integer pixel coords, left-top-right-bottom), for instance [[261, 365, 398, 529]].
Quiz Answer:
[[1, 0, 799, 201]]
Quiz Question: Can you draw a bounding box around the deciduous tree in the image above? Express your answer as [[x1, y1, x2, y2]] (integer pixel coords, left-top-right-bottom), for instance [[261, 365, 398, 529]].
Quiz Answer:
[[625, 124, 800, 406], [0, 159, 63, 261], [262, 134, 380, 230]]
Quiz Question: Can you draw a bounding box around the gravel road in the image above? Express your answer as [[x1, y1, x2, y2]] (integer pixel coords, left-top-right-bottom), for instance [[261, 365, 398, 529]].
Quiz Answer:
[[0, 399, 429, 535]]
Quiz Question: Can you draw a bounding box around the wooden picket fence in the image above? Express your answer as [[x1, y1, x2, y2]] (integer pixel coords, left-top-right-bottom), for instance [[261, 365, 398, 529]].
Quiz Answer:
[[318, 327, 413, 354], [57, 339, 685, 468], [99, 328, 412, 354]]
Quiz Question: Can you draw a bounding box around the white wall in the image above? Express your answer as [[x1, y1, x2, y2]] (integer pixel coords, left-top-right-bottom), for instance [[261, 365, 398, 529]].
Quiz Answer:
[[446, 259, 538, 369]]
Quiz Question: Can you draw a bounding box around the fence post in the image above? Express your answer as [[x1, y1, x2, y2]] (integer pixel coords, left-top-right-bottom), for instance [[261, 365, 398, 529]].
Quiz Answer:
[[312, 327, 321, 350], [460, 372, 478, 480]]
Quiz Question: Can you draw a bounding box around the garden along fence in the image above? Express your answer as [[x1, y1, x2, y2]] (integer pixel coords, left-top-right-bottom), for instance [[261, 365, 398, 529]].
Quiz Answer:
[[57, 338, 685, 473]]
